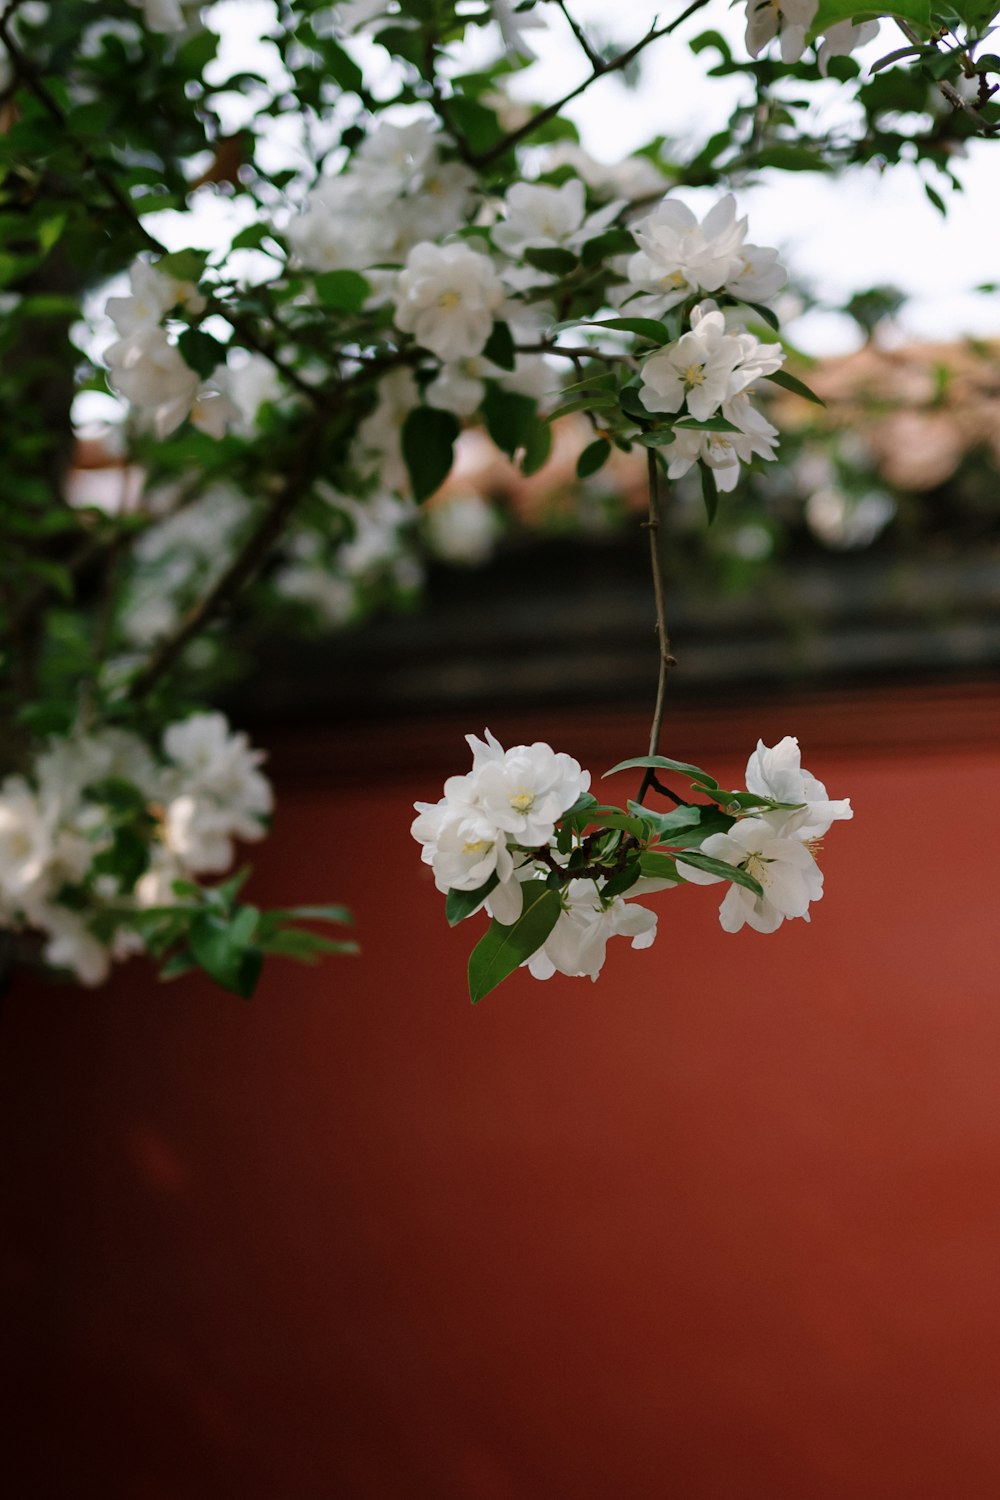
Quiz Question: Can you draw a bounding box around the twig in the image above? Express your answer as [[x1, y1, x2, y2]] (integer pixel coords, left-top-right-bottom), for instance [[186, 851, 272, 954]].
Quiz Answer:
[[896, 19, 999, 137], [636, 449, 675, 806], [555, 1, 604, 70], [128, 469, 312, 699], [471, 0, 711, 167], [515, 341, 636, 364]]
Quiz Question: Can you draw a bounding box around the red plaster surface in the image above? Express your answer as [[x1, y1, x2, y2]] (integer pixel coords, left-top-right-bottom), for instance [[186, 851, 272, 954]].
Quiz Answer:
[[2, 712, 999, 1498]]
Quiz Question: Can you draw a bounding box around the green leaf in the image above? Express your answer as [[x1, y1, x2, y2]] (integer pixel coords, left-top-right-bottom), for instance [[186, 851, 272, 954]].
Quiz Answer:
[[677, 850, 764, 898], [523, 246, 579, 277], [520, 417, 552, 475], [177, 327, 227, 379], [924, 182, 947, 216], [675, 416, 741, 434], [765, 369, 826, 406], [600, 861, 642, 899], [230, 222, 280, 254], [482, 319, 516, 371], [481, 385, 537, 457], [604, 755, 720, 789], [468, 880, 562, 1003], [259, 928, 359, 960], [402, 406, 459, 501], [443, 96, 505, 155], [753, 145, 828, 173], [699, 461, 720, 525], [638, 851, 681, 880], [264, 904, 354, 926], [586, 316, 672, 342], [157, 248, 209, 282], [446, 872, 499, 926], [629, 802, 702, 837], [560, 791, 597, 821], [323, 37, 365, 94], [812, 0, 932, 30], [188, 911, 263, 998], [727, 298, 781, 332], [314, 269, 371, 311], [576, 437, 611, 478], [581, 228, 637, 266], [544, 394, 618, 422]]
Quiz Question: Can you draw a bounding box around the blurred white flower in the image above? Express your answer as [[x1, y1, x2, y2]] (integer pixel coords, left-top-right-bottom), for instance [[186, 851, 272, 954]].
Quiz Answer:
[[394, 241, 504, 361]]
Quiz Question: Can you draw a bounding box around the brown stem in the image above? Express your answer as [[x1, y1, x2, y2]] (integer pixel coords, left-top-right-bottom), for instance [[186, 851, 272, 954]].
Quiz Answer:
[[556, 1, 604, 70], [128, 473, 310, 700], [896, 19, 998, 137], [637, 449, 675, 805]]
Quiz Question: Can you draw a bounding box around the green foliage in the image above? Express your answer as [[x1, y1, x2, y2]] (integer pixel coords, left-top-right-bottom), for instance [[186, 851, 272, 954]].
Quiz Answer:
[[403, 407, 461, 501], [467, 880, 562, 1002]]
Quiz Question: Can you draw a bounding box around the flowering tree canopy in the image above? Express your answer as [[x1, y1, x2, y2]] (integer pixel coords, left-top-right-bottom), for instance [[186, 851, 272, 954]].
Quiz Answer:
[[0, 0, 994, 996]]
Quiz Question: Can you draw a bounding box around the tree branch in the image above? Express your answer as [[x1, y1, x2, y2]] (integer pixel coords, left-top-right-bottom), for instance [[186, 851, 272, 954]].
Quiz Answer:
[[555, 1, 604, 70], [636, 448, 675, 806], [471, 0, 711, 167], [128, 460, 316, 700], [896, 19, 999, 137]]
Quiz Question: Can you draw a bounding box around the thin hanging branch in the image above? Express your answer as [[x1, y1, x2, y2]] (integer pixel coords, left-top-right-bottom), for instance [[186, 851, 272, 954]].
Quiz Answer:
[[636, 448, 676, 806]]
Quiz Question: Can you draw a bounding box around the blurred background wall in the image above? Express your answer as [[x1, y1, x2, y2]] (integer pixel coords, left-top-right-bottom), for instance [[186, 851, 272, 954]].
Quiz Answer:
[[3, 686, 1000, 1499]]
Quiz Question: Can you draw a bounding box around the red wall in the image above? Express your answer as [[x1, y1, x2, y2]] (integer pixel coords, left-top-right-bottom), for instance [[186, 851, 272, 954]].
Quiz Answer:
[[2, 690, 1000, 1499]]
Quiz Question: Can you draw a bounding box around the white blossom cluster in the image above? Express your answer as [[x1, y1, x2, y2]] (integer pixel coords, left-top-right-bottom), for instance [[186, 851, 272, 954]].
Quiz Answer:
[[625, 196, 788, 492], [742, 0, 879, 70], [412, 729, 664, 982], [677, 736, 853, 933], [413, 732, 852, 987], [104, 261, 235, 439], [0, 713, 272, 984]]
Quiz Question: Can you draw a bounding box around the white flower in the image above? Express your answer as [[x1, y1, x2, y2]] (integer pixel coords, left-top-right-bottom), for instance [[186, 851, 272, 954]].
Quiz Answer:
[[744, 737, 853, 839], [161, 793, 242, 874], [160, 713, 272, 873], [162, 712, 272, 821], [722, 243, 787, 306], [355, 118, 440, 195], [425, 355, 500, 417], [127, 0, 198, 35], [38, 907, 111, 986], [744, 0, 817, 63], [492, 179, 620, 261], [472, 739, 590, 848], [640, 321, 745, 422], [628, 195, 749, 313], [423, 493, 500, 566], [492, 0, 547, 59], [0, 777, 62, 920], [394, 241, 504, 361], [677, 817, 824, 934], [411, 730, 589, 894], [354, 368, 420, 491], [104, 326, 200, 437], [286, 175, 390, 272], [818, 17, 879, 72], [105, 259, 205, 338], [189, 382, 237, 440], [526, 878, 659, 981]]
